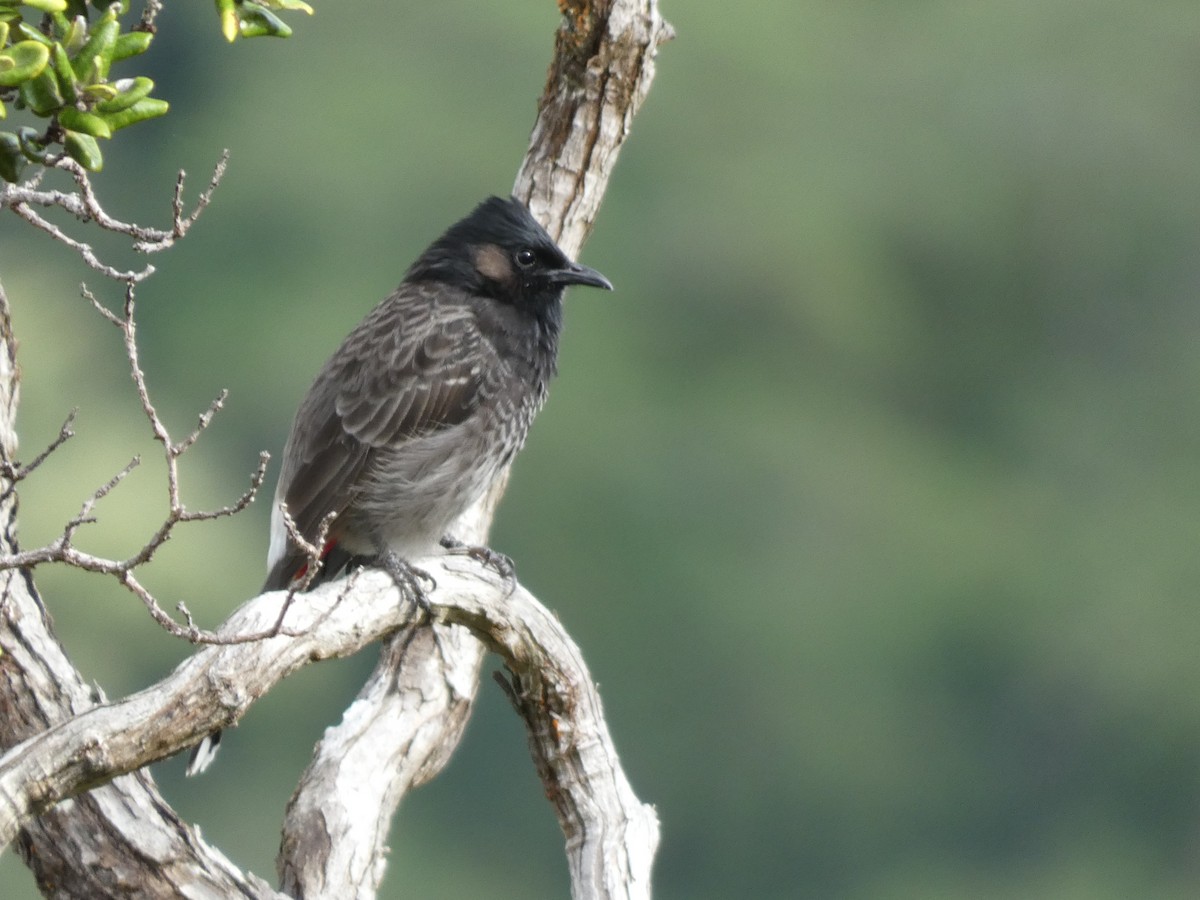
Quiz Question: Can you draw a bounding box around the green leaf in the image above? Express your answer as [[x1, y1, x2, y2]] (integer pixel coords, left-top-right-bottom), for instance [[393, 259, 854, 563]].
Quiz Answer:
[[0, 40, 51, 87], [260, 0, 313, 13], [62, 128, 101, 170], [81, 81, 118, 101], [237, 1, 292, 38], [69, 13, 118, 81], [63, 14, 87, 54], [14, 24, 55, 47], [17, 68, 62, 115], [99, 95, 167, 131], [112, 29, 153, 61], [93, 75, 153, 112], [0, 131, 26, 183], [51, 41, 78, 103], [59, 104, 111, 138], [16, 126, 48, 162], [215, 0, 238, 42], [22, 0, 68, 12], [0, 22, 9, 47]]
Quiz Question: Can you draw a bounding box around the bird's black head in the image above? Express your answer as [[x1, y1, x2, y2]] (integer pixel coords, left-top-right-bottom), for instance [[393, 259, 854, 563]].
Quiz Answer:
[[406, 196, 612, 311]]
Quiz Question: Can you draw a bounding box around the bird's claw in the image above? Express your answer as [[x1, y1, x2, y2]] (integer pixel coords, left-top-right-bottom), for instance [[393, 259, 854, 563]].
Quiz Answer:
[[377, 550, 436, 616], [440, 535, 516, 589]]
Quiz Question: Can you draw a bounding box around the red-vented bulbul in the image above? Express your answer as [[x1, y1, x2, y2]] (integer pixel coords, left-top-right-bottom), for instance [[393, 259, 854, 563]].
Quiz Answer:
[[186, 195, 611, 775]]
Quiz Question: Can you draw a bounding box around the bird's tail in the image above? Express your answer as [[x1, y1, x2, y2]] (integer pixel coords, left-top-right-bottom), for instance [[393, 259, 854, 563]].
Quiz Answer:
[[185, 731, 222, 777], [263, 542, 354, 592]]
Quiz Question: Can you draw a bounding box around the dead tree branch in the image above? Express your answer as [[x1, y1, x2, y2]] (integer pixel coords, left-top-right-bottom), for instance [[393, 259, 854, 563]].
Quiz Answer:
[[0, 153, 229, 283], [0, 281, 271, 643], [0, 560, 657, 899], [0, 408, 77, 484]]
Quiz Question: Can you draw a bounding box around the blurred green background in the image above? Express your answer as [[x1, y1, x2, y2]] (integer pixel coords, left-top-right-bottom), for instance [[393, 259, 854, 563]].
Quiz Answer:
[[4, 0, 1200, 897]]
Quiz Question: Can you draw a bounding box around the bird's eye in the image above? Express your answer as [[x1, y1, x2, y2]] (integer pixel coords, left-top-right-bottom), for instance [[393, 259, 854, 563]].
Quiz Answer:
[[515, 248, 537, 268]]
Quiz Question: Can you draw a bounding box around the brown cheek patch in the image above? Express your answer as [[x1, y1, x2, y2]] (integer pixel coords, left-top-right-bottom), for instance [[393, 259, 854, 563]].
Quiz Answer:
[[474, 244, 513, 283]]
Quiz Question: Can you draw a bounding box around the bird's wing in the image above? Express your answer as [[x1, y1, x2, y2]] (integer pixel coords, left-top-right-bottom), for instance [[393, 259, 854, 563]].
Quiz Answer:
[[267, 284, 497, 585], [331, 290, 492, 446]]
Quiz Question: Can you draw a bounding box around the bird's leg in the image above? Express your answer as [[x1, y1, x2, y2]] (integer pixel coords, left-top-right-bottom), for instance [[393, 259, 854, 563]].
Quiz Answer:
[[440, 535, 516, 588], [369, 549, 436, 616]]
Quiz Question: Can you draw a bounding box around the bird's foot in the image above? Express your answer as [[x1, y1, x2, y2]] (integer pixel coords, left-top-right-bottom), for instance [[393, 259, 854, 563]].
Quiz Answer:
[[373, 550, 437, 616], [440, 535, 516, 588]]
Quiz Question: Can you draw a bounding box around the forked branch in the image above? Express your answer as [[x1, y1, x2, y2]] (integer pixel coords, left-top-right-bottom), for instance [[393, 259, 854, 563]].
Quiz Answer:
[[0, 281, 272, 643], [0, 153, 229, 283], [0, 560, 657, 898]]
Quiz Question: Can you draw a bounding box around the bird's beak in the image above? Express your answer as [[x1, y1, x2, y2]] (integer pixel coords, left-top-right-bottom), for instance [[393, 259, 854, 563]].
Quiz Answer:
[[551, 261, 613, 291]]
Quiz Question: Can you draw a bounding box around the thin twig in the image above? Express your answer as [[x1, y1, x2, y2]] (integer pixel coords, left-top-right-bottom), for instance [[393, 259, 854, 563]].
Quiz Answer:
[[145, 150, 229, 253], [0, 153, 230, 283], [0, 409, 78, 483], [263, 505, 342, 637], [139, 0, 164, 30], [64, 455, 140, 541], [176, 390, 228, 456], [7, 202, 154, 282], [281, 505, 337, 591], [0, 280, 274, 644]]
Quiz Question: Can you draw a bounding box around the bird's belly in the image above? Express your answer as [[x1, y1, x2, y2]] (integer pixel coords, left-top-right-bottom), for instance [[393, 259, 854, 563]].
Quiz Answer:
[[341, 421, 523, 557]]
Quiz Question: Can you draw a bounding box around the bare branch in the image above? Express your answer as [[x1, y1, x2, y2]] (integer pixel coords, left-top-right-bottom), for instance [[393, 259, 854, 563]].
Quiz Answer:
[[0, 153, 230, 283], [139, 0, 164, 30], [0, 280, 271, 642], [0, 277, 284, 893], [6, 201, 155, 282], [65, 454, 140, 539], [1, 0, 669, 894], [514, 0, 675, 255], [150, 150, 230, 253], [0, 434, 271, 644], [0, 559, 659, 899], [0, 408, 77, 483], [262, 504, 343, 638], [176, 390, 229, 456], [279, 504, 338, 593]]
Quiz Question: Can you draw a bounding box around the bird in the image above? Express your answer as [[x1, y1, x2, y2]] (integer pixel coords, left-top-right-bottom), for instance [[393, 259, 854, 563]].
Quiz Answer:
[[185, 195, 612, 776]]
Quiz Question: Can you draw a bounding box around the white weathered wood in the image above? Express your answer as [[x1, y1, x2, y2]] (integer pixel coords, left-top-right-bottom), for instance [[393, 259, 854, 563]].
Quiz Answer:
[[516, 0, 675, 258], [277, 476, 501, 899], [0, 559, 657, 897]]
